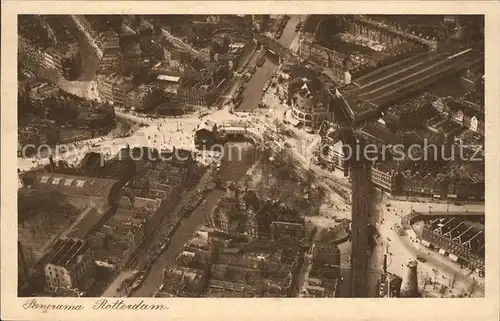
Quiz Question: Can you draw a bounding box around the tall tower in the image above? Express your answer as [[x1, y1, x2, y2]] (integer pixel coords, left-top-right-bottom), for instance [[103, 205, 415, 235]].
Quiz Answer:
[[349, 139, 372, 297], [400, 259, 419, 297]]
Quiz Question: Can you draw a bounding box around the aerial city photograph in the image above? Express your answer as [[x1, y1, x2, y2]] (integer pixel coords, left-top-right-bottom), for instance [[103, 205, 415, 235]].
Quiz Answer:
[[17, 14, 485, 298]]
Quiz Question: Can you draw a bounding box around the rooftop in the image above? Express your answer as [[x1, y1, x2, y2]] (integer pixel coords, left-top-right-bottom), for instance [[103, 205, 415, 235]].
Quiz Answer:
[[340, 49, 481, 117], [18, 15, 52, 49], [386, 94, 430, 118], [43, 15, 78, 56], [359, 123, 401, 146], [446, 98, 485, 122], [157, 74, 181, 83], [45, 238, 90, 269], [97, 73, 133, 86], [125, 84, 158, 102], [29, 82, 61, 100], [101, 208, 146, 235], [31, 173, 119, 199], [65, 205, 113, 239], [427, 217, 484, 257]]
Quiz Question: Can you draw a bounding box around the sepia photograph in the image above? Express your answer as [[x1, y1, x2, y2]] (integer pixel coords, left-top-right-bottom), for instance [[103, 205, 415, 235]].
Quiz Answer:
[[2, 2, 500, 321]]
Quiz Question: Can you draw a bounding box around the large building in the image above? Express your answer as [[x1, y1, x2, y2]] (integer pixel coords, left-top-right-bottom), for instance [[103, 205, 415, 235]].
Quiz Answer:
[[96, 73, 134, 105], [87, 208, 147, 269], [208, 184, 304, 240], [286, 67, 334, 130], [124, 84, 163, 111], [43, 238, 96, 294], [150, 59, 185, 100], [101, 30, 120, 50], [18, 16, 52, 72], [28, 173, 122, 204], [42, 46, 79, 78], [300, 242, 341, 297], [418, 215, 484, 274], [177, 68, 228, 108], [39, 15, 81, 79], [290, 81, 331, 129], [337, 49, 482, 123], [97, 31, 122, 75]]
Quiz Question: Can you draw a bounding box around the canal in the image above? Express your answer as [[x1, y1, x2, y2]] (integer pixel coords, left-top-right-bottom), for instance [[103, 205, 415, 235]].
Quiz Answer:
[[238, 15, 300, 112], [277, 15, 301, 49], [131, 142, 256, 297], [238, 60, 278, 111]]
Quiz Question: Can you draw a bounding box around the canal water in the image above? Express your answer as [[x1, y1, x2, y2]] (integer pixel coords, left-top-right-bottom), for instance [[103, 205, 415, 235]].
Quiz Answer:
[[238, 15, 299, 112], [131, 142, 256, 297]]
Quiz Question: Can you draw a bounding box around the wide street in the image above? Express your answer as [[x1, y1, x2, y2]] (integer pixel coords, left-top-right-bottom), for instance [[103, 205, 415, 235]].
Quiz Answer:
[[17, 108, 244, 172]]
